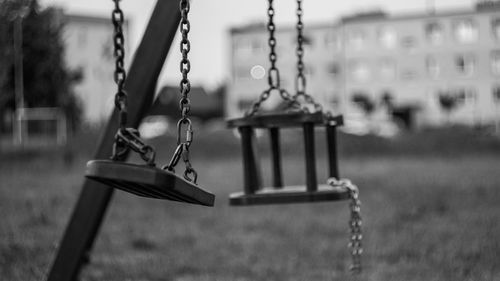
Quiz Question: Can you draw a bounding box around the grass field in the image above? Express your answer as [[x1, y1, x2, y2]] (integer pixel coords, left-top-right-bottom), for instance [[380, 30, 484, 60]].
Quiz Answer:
[[1, 127, 500, 280]]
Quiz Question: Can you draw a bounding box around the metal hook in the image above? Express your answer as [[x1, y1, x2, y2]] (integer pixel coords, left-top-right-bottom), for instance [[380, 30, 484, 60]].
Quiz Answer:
[[184, 167, 198, 184], [163, 144, 184, 171], [176, 118, 193, 146]]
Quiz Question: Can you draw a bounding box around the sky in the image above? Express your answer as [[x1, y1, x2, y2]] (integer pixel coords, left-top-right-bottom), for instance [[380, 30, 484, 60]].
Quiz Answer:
[[40, 0, 474, 90]]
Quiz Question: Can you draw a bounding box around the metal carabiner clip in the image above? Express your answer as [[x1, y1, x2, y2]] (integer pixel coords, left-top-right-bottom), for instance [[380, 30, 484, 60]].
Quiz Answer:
[[176, 118, 193, 146]]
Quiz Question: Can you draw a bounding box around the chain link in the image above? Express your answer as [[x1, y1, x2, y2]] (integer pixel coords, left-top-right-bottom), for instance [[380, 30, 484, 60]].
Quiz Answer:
[[165, 0, 198, 183], [328, 178, 363, 274]]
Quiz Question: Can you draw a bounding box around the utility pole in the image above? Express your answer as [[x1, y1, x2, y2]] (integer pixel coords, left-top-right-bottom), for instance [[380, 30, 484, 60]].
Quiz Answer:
[[12, 7, 29, 145]]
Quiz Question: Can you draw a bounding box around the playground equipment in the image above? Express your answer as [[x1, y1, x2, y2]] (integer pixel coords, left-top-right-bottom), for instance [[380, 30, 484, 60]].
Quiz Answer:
[[47, 1, 361, 280], [227, 0, 363, 272], [85, 0, 214, 206]]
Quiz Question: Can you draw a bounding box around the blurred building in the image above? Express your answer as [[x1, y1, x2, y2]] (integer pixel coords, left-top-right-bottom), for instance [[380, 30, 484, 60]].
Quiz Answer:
[[62, 13, 129, 123], [227, 22, 341, 118], [227, 3, 500, 128]]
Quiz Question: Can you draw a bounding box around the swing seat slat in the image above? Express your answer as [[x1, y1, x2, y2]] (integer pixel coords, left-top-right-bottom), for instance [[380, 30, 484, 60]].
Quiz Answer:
[[229, 184, 350, 206], [85, 160, 215, 206]]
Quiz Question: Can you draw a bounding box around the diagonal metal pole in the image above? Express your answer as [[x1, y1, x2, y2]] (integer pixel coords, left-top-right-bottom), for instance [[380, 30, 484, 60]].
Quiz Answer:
[[47, 1, 181, 280]]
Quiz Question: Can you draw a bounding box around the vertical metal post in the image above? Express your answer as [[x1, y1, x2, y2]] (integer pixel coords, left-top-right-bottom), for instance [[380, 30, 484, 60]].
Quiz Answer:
[[269, 127, 283, 188], [239, 126, 261, 194], [326, 125, 340, 179], [303, 123, 317, 192]]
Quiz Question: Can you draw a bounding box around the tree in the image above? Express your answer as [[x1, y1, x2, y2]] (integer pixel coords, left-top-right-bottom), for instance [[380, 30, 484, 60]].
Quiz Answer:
[[0, 0, 82, 132], [351, 92, 375, 116], [438, 91, 464, 124]]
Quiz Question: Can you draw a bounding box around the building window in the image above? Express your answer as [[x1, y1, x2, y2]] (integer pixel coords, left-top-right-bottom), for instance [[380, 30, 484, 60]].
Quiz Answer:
[[401, 36, 417, 51], [425, 22, 444, 45], [304, 64, 315, 76], [327, 62, 341, 77], [455, 54, 475, 76], [400, 69, 417, 80], [251, 39, 264, 53], [492, 50, 500, 75], [233, 38, 252, 57], [493, 85, 500, 103], [453, 19, 478, 43], [492, 18, 500, 40], [77, 27, 88, 47], [378, 27, 397, 49], [379, 59, 396, 80], [234, 67, 250, 80], [348, 60, 370, 82], [346, 30, 366, 50], [426, 56, 440, 78], [324, 32, 341, 50]]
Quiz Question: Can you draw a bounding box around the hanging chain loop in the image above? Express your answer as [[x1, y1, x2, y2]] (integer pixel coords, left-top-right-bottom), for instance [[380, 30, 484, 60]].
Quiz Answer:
[[113, 128, 156, 166], [166, 0, 198, 183], [328, 178, 363, 274], [110, 0, 156, 165], [246, 0, 303, 116], [291, 0, 323, 113]]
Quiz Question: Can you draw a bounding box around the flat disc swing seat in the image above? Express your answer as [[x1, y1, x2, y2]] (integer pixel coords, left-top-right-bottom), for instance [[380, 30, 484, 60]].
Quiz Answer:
[[86, 160, 214, 206], [227, 111, 349, 206], [85, 0, 214, 207]]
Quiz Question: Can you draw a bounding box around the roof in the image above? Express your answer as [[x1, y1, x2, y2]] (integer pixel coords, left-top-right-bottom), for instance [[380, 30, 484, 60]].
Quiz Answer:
[[341, 4, 500, 24], [230, 3, 500, 34], [230, 21, 337, 34], [148, 86, 223, 119], [63, 13, 129, 26]]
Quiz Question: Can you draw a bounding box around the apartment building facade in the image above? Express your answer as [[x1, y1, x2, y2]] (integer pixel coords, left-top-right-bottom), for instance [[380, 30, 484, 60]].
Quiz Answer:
[[63, 13, 129, 123], [227, 4, 500, 127]]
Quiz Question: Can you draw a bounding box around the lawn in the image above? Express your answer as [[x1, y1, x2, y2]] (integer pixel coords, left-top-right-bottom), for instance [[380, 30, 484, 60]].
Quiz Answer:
[[1, 127, 499, 280]]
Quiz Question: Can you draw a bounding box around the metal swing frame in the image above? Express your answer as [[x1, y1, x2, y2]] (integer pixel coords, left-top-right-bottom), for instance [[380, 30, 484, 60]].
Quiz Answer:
[[47, 1, 186, 280]]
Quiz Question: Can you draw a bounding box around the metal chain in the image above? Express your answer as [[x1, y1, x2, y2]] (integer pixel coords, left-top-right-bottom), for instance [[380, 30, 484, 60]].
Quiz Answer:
[[179, 0, 191, 122], [328, 178, 363, 274], [292, 0, 323, 113], [110, 0, 155, 165], [165, 0, 198, 183], [295, 0, 306, 95], [246, 0, 302, 116], [111, 0, 127, 129]]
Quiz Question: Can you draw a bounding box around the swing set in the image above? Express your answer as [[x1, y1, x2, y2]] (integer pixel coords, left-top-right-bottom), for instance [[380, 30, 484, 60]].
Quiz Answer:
[[47, 1, 362, 280]]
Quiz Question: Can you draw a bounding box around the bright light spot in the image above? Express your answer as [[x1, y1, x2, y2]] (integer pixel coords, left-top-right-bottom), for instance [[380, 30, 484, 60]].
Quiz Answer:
[[250, 65, 266, 79]]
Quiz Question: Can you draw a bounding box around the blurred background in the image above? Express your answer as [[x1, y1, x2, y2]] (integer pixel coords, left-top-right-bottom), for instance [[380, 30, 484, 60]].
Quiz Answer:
[[1, 0, 500, 280]]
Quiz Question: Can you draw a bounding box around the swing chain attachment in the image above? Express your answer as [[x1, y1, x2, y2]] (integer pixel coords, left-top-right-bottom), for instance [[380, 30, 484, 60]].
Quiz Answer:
[[163, 142, 198, 184], [164, 0, 198, 184], [291, 0, 322, 113], [246, 0, 302, 116], [112, 128, 156, 166], [327, 177, 363, 274], [109, 0, 157, 166]]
